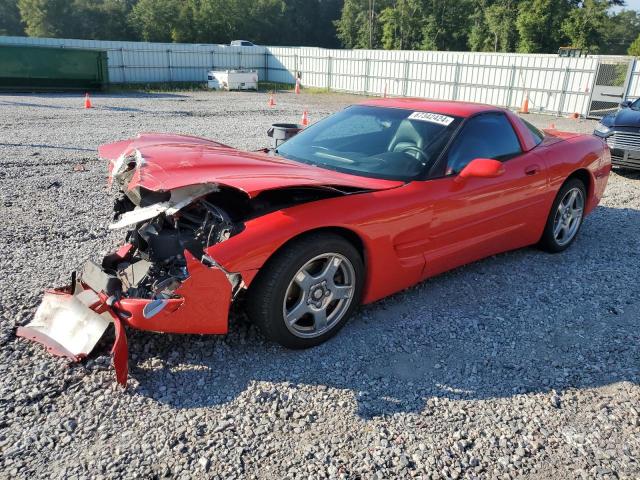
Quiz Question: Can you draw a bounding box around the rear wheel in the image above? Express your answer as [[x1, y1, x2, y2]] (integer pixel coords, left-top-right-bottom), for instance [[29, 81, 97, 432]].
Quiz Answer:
[[539, 178, 586, 253], [247, 233, 364, 349]]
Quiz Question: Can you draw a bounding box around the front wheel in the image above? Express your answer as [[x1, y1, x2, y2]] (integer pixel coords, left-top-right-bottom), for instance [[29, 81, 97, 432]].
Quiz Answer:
[[246, 233, 364, 349], [539, 178, 586, 253]]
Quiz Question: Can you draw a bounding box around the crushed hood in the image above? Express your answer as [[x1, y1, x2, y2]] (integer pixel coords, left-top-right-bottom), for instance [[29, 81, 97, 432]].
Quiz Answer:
[[99, 133, 404, 197]]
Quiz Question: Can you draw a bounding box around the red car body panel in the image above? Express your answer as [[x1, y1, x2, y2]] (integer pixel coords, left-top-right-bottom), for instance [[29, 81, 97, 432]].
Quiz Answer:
[[21, 99, 611, 385], [115, 251, 232, 334], [100, 133, 403, 196]]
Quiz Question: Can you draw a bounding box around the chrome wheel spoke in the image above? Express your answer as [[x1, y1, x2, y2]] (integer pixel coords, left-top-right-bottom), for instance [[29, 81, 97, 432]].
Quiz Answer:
[[319, 255, 341, 282], [312, 308, 328, 330], [294, 269, 314, 290], [332, 284, 352, 300], [553, 219, 564, 237], [286, 300, 309, 325]]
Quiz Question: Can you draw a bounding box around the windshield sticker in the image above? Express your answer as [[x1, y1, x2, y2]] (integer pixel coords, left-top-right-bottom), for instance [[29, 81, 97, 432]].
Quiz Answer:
[[408, 112, 454, 126]]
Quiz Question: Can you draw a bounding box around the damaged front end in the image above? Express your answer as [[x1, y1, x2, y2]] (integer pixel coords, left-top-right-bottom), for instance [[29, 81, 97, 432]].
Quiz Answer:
[[19, 133, 377, 385], [19, 152, 245, 386]]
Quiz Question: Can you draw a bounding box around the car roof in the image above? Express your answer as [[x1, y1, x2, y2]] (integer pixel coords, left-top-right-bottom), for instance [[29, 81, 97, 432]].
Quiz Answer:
[[359, 98, 502, 118]]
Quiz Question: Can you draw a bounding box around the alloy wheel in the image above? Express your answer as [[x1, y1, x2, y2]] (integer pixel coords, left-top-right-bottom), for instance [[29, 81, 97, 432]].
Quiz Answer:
[[282, 253, 356, 339], [552, 187, 585, 246]]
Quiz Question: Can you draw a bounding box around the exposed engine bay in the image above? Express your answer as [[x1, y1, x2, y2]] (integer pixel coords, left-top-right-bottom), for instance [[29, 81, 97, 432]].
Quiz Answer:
[[95, 158, 353, 304], [102, 191, 240, 301]]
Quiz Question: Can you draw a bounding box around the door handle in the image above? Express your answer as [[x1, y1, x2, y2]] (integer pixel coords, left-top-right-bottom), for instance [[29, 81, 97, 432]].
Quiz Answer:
[[525, 164, 540, 175]]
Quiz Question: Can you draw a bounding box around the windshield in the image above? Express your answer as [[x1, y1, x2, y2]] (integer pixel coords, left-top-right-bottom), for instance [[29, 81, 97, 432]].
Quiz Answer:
[[631, 99, 640, 111], [275, 105, 462, 181]]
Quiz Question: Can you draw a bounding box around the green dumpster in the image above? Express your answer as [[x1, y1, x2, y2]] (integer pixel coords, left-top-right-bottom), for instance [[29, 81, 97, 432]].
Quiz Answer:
[[0, 44, 109, 91]]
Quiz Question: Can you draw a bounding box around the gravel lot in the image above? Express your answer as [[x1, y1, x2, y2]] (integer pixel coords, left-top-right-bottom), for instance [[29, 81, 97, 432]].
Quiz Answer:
[[0, 90, 638, 479]]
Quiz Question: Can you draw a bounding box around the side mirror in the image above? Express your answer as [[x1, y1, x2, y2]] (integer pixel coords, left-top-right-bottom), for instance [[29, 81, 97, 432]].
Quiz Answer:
[[620, 100, 632, 108], [459, 158, 505, 179]]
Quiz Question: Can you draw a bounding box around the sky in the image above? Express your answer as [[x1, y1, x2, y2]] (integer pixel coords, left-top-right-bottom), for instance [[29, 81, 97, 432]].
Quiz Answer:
[[616, 0, 640, 12]]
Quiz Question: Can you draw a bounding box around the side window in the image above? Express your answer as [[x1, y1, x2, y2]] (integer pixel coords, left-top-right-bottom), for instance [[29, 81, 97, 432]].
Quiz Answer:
[[446, 113, 522, 175], [521, 118, 544, 145]]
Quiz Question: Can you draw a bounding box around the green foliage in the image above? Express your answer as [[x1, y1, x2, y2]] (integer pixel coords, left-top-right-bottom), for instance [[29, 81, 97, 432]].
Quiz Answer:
[[466, 0, 519, 52], [18, 0, 135, 40], [0, 0, 23, 35], [517, 0, 568, 53], [604, 9, 640, 55], [629, 33, 640, 57], [561, 0, 609, 53], [2, 0, 639, 54]]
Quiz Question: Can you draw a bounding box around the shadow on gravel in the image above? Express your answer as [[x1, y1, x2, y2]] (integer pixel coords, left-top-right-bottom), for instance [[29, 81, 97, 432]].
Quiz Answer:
[[613, 168, 640, 181], [125, 206, 640, 419], [0, 142, 95, 152]]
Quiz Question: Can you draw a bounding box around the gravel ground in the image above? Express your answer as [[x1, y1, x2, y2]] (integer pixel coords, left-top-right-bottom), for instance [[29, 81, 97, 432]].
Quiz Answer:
[[0, 90, 638, 479]]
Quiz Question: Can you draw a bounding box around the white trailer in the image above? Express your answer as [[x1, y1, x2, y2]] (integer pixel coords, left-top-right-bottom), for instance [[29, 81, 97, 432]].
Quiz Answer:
[[207, 69, 258, 91]]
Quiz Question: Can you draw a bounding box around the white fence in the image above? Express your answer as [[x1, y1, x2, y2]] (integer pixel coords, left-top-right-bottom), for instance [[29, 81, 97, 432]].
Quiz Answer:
[[269, 47, 599, 116], [0, 36, 267, 83], [1, 35, 637, 117]]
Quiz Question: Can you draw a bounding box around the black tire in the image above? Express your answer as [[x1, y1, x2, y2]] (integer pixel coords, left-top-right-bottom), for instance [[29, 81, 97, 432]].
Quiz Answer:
[[246, 232, 364, 349], [539, 178, 587, 253]]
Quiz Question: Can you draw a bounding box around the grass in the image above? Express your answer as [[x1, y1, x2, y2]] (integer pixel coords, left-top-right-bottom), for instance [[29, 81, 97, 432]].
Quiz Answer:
[[108, 80, 333, 94], [109, 81, 209, 93]]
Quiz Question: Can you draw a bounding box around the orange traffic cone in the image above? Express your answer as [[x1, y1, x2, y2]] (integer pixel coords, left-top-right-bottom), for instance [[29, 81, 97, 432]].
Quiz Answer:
[[84, 93, 92, 109], [549, 123, 556, 129], [295, 78, 300, 95], [268, 93, 276, 107], [301, 110, 309, 127], [568, 112, 579, 119], [519, 92, 529, 114]]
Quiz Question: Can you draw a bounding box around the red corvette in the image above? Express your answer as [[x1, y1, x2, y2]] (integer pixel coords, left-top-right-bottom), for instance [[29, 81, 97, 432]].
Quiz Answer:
[[18, 99, 611, 385]]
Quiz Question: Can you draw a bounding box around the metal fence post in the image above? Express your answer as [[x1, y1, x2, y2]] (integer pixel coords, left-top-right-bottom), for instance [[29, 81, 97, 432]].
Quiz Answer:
[[364, 58, 371, 95], [402, 60, 410, 96], [622, 58, 636, 103], [264, 50, 269, 82], [327, 56, 333, 91], [452, 62, 461, 101], [294, 54, 299, 85], [558, 67, 570, 116], [167, 49, 172, 82], [506, 64, 516, 108], [238, 51, 242, 69], [210, 50, 215, 71], [120, 48, 126, 83]]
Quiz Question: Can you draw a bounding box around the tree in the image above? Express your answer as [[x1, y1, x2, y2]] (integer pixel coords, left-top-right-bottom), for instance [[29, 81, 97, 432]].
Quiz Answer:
[[18, 0, 134, 40], [629, 33, 640, 56], [379, 0, 424, 50], [603, 9, 640, 55], [485, 0, 519, 52], [0, 0, 24, 36], [18, 0, 74, 37], [128, 0, 184, 42], [517, 0, 569, 53], [335, 0, 391, 49], [561, 0, 609, 53], [421, 0, 472, 51], [469, 0, 519, 52]]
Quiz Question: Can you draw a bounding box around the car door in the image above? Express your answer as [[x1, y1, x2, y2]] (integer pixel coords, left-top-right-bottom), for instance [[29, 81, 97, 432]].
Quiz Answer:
[[418, 112, 549, 278]]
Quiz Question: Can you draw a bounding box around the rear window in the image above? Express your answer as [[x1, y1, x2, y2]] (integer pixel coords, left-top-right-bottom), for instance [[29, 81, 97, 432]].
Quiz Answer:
[[522, 119, 544, 145]]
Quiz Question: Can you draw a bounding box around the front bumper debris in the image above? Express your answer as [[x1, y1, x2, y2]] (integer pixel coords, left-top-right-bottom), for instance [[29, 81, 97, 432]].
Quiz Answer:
[[18, 247, 234, 386], [17, 282, 129, 385]]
